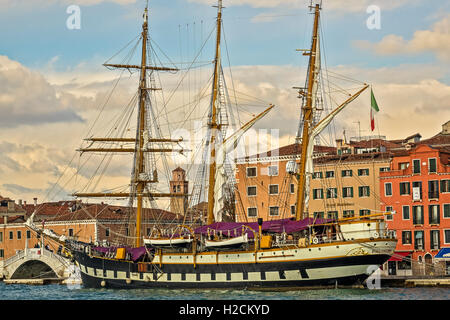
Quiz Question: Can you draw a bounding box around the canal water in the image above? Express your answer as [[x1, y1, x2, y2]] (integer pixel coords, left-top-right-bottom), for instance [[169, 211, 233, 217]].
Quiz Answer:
[[1, 282, 449, 300], [0, 283, 446, 319]]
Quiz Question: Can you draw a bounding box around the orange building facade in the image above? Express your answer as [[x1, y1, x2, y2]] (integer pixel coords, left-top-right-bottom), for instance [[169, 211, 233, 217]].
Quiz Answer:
[[380, 143, 450, 276], [0, 200, 180, 261]]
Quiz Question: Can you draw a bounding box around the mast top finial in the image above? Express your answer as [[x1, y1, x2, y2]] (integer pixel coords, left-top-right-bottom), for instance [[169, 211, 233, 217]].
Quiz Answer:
[[213, 0, 224, 10], [143, 0, 149, 24], [309, 0, 322, 11]]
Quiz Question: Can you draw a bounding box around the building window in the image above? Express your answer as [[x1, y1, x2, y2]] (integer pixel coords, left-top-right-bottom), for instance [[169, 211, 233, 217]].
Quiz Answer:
[[326, 188, 338, 199], [402, 206, 410, 220], [385, 206, 393, 220], [312, 188, 324, 200], [313, 212, 324, 219], [247, 186, 257, 196], [412, 181, 422, 201], [268, 166, 278, 176], [445, 230, 450, 244], [430, 230, 440, 250], [327, 211, 338, 220], [106, 228, 110, 237], [412, 159, 421, 174], [399, 162, 409, 170], [429, 205, 440, 225], [26, 230, 31, 239], [399, 182, 410, 195], [247, 207, 257, 217], [17, 231, 22, 240], [402, 231, 412, 245], [444, 204, 450, 219], [341, 170, 352, 177], [246, 167, 257, 177], [342, 187, 353, 198], [441, 179, 450, 193], [325, 171, 335, 178], [385, 183, 392, 196], [290, 205, 296, 216], [357, 168, 369, 176], [312, 172, 323, 179], [379, 167, 390, 172], [68, 228, 74, 237], [269, 206, 279, 216], [269, 184, 279, 195], [0, 231, 3, 242], [0, 249, 3, 258], [429, 180, 439, 199], [9, 231, 13, 240], [428, 158, 437, 173], [359, 209, 371, 217], [414, 231, 424, 250], [343, 210, 354, 218], [398, 255, 412, 270], [412, 205, 424, 225], [290, 183, 295, 194], [358, 186, 370, 197]]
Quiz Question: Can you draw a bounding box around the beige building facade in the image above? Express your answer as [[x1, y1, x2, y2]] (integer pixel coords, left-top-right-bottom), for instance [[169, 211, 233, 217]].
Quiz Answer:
[[235, 138, 405, 223]]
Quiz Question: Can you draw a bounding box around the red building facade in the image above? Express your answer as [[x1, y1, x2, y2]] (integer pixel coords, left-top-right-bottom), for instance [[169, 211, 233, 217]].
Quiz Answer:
[[380, 144, 450, 276]]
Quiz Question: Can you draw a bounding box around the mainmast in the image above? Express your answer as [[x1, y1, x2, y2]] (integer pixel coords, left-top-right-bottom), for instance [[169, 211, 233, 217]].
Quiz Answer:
[[295, 3, 320, 221], [206, 0, 223, 225]]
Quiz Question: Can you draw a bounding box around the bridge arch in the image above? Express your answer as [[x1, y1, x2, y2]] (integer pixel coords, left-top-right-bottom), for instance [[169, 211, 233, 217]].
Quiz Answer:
[[10, 260, 58, 279], [3, 248, 70, 280]]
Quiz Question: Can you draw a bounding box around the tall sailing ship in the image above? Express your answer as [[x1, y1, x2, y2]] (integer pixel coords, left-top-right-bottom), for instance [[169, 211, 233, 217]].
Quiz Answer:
[[26, 1, 397, 289]]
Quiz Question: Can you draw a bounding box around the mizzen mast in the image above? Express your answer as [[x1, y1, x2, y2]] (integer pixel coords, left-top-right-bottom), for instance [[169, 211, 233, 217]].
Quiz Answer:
[[295, 3, 321, 221], [294, 3, 369, 221]]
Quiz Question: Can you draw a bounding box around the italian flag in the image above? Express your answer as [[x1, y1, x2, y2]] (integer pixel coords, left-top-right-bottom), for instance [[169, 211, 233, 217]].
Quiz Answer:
[[370, 88, 379, 131]]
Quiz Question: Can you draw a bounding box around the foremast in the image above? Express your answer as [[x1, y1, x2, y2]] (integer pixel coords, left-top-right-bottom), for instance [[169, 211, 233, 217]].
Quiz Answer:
[[72, 5, 181, 248]]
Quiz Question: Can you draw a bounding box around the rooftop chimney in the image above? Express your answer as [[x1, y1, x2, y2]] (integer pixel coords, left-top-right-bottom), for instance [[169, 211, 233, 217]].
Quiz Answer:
[[33, 197, 38, 206]]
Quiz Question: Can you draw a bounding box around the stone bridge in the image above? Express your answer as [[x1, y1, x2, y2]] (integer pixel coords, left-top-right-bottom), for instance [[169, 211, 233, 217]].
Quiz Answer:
[[1, 248, 73, 281]]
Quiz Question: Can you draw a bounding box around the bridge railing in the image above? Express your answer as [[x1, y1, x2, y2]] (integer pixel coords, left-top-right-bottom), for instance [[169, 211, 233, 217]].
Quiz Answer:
[[3, 248, 70, 269], [3, 250, 26, 268]]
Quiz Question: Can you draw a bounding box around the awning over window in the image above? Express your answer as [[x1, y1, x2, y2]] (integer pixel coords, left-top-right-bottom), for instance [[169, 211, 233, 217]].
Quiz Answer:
[[388, 251, 411, 261], [435, 248, 450, 259]]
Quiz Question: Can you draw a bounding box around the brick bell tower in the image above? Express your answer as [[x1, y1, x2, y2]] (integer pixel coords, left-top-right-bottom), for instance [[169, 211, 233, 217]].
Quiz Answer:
[[170, 167, 188, 217]]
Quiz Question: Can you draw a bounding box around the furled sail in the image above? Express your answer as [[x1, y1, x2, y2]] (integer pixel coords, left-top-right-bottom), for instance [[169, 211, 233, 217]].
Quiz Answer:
[[213, 104, 274, 221], [303, 85, 369, 210]]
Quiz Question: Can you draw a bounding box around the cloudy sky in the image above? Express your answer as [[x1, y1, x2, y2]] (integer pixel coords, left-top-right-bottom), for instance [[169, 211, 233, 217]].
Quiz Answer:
[[0, 0, 449, 204]]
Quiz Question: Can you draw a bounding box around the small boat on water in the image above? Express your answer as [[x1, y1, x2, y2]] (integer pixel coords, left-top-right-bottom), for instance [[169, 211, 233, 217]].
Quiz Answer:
[[204, 233, 248, 250], [144, 236, 193, 249]]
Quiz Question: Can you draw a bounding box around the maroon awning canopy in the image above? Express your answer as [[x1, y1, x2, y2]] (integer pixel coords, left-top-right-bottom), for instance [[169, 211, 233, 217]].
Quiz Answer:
[[388, 251, 411, 261]]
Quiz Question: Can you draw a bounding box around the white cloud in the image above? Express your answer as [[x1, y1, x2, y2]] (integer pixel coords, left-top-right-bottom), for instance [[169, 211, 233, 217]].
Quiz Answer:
[[354, 14, 450, 61], [0, 55, 85, 128], [0, 53, 449, 205]]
